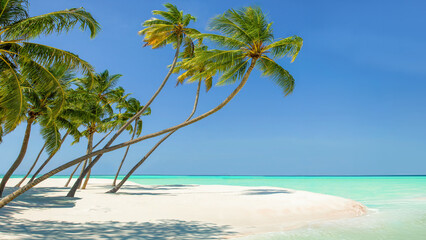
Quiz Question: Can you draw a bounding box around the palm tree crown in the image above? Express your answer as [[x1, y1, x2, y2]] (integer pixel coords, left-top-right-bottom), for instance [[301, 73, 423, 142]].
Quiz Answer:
[[185, 7, 303, 95], [173, 45, 214, 92], [139, 3, 199, 51], [0, 0, 100, 134]]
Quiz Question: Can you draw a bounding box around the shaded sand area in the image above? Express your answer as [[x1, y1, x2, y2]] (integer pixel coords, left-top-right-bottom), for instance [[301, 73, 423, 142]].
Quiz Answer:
[[0, 178, 367, 239]]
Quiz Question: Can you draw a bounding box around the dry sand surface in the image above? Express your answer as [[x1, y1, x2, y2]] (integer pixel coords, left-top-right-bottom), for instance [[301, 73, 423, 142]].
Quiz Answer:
[[0, 178, 367, 239]]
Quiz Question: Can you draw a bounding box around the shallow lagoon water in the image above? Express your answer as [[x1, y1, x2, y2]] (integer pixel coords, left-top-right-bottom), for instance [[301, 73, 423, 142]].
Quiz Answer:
[[37, 175, 426, 239]]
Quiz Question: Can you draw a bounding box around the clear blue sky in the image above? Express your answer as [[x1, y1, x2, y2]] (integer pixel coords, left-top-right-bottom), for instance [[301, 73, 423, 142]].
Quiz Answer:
[[2, 0, 426, 176]]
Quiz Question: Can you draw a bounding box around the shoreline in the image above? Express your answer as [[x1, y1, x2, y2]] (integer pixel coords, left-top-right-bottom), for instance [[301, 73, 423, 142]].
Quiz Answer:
[[0, 178, 367, 239]]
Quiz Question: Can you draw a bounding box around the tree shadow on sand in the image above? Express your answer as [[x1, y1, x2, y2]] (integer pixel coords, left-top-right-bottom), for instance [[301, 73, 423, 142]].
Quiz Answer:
[[243, 189, 292, 195], [113, 184, 199, 196], [0, 219, 236, 240], [0, 186, 236, 239]]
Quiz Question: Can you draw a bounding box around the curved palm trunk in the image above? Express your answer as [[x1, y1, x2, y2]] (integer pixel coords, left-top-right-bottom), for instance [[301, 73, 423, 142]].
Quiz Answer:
[[0, 59, 256, 207], [80, 133, 94, 189], [64, 131, 109, 187], [29, 131, 69, 183], [78, 132, 93, 189], [81, 133, 93, 189], [108, 81, 201, 193], [93, 129, 113, 150], [0, 118, 34, 197], [14, 142, 47, 187], [112, 120, 138, 186], [66, 39, 183, 197], [64, 162, 81, 187]]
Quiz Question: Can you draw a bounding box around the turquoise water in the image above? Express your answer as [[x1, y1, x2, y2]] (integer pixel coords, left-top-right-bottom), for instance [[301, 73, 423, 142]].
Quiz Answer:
[[12, 175, 426, 239], [122, 175, 426, 240]]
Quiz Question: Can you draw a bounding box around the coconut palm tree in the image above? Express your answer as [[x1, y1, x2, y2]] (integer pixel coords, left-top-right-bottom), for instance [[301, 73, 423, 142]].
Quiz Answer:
[[0, 64, 79, 197], [14, 66, 82, 187], [67, 70, 123, 189], [0, 6, 302, 207], [21, 96, 85, 185], [66, 3, 199, 197], [26, 131, 70, 184], [111, 97, 150, 186], [0, 0, 100, 135], [108, 47, 212, 192]]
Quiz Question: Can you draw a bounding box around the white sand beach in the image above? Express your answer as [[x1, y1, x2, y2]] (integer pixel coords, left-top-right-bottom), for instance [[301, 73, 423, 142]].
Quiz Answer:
[[0, 178, 367, 239]]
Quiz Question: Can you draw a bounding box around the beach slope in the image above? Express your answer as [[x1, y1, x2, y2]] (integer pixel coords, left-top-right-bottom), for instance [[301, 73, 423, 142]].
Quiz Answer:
[[0, 178, 367, 239]]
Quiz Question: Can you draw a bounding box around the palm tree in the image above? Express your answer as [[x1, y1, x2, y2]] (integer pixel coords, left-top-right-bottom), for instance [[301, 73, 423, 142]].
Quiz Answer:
[[0, 65, 78, 197], [0, 6, 302, 207], [26, 131, 70, 183], [111, 97, 150, 186], [0, 0, 100, 136], [22, 91, 85, 184], [109, 49, 211, 192], [14, 66, 81, 187], [66, 3, 199, 197], [68, 70, 123, 189]]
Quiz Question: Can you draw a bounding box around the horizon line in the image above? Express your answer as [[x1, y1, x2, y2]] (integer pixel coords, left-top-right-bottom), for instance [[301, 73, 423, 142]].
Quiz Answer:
[[6, 174, 426, 177]]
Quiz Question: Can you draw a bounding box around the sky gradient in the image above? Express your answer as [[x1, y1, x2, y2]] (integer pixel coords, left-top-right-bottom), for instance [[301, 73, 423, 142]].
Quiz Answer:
[[1, 0, 426, 176]]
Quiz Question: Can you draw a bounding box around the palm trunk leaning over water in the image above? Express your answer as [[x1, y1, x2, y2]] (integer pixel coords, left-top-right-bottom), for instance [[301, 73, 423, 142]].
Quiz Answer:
[[65, 39, 182, 197], [0, 59, 256, 207], [29, 132, 70, 183], [0, 117, 35, 198], [112, 120, 139, 186], [109, 80, 202, 193], [15, 142, 47, 187]]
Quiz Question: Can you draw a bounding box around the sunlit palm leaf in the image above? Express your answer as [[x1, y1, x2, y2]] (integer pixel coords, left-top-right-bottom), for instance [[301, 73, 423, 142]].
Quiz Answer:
[[258, 56, 295, 96], [3, 7, 100, 40]]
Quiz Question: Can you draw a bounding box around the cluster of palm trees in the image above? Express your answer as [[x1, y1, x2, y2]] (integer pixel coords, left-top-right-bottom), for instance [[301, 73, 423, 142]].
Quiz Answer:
[[0, 1, 303, 208]]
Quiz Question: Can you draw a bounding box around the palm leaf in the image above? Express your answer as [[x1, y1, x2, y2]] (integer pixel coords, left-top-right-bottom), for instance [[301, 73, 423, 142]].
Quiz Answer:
[[257, 56, 295, 96], [0, 54, 23, 132], [266, 36, 303, 62], [18, 42, 95, 84], [0, 0, 28, 26], [3, 7, 100, 40], [40, 120, 61, 155], [218, 59, 249, 85]]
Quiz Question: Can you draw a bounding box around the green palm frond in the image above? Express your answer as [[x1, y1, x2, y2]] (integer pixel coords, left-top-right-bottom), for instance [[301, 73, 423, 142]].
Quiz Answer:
[[0, 0, 28, 26], [202, 6, 302, 96], [182, 36, 195, 58], [209, 9, 254, 43], [0, 123, 3, 143], [55, 115, 82, 142], [196, 33, 247, 49], [139, 3, 197, 49], [152, 3, 182, 23], [40, 119, 61, 155], [257, 56, 295, 96], [61, 108, 97, 123], [136, 120, 143, 136], [19, 59, 65, 118], [204, 76, 213, 92], [218, 59, 249, 85], [0, 55, 23, 132], [18, 42, 95, 84], [182, 13, 196, 26], [182, 50, 244, 84], [142, 18, 172, 26], [173, 45, 219, 91], [3, 7, 100, 40], [266, 36, 303, 62]]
